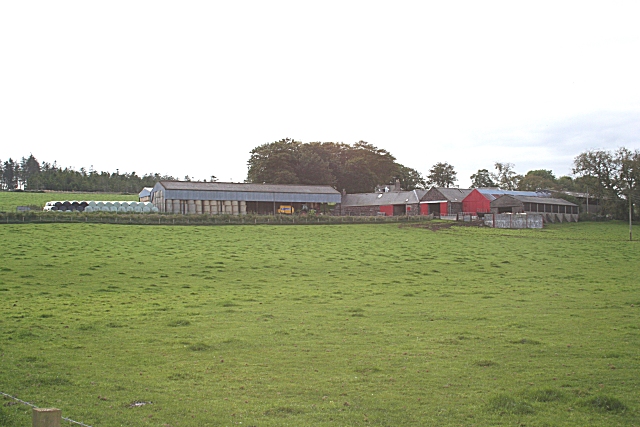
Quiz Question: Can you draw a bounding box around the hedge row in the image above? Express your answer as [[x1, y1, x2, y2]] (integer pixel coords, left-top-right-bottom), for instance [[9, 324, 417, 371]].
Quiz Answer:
[[0, 211, 432, 226]]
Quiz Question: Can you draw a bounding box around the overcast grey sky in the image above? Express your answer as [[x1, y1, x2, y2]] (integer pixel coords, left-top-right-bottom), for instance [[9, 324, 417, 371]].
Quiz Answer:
[[2, 1, 639, 187]]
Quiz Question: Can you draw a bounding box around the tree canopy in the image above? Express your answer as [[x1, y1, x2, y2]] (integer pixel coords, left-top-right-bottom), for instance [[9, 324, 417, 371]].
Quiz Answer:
[[469, 169, 495, 188], [491, 162, 522, 190], [246, 139, 425, 193], [517, 169, 557, 191], [426, 162, 457, 188], [573, 147, 640, 218]]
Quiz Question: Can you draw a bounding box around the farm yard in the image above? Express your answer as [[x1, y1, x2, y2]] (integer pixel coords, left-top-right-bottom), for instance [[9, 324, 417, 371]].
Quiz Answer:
[[0, 221, 638, 426]]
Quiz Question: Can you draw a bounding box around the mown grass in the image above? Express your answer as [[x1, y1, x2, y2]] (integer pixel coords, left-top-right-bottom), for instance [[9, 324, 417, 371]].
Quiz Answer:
[[0, 221, 638, 426]]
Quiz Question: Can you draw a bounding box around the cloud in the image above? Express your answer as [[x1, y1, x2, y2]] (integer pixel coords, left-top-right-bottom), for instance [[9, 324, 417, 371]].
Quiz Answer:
[[464, 111, 640, 180]]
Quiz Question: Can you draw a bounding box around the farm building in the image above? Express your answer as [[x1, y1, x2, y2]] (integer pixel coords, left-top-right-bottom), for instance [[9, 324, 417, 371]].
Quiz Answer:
[[490, 194, 579, 222], [150, 181, 341, 215], [339, 188, 427, 216], [560, 191, 601, 214], [462, 188, 545, 215], [138, 187, 153, 202], [420, 188, 473, 217]]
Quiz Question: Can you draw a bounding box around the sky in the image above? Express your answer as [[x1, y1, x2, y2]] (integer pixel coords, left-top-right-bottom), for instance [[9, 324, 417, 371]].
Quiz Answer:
[[2, 1, 640, 188]]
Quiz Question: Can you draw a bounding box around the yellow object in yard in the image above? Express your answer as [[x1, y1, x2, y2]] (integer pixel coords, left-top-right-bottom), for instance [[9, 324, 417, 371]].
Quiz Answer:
[[277, 205, 294, 214]]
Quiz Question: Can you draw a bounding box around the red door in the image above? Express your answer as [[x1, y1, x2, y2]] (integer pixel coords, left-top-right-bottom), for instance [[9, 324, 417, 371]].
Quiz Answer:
[[379, 205, 393, 216]]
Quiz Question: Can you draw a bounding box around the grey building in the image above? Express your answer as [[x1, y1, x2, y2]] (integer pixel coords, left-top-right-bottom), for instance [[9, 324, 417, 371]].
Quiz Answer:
[[490, 194, 579, 222], [559, 191, 601, 214], [150, 181, 341, 215], [339, 188, 427, 216], [420, 187, 473, 217], [138, 187, 153, 202]]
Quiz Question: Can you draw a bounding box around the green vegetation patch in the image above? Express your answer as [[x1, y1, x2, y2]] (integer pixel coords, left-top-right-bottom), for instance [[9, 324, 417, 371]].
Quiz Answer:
[[0, 221, 638, 426], [487, 394, 535, 415], [585, 395, 627, 412]]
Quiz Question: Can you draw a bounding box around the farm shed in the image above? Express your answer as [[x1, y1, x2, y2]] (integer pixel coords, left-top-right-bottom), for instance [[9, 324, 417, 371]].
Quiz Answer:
[[420, 188, 473, 217], [560, 191, 602, 214], [462, 188, 544, 215], [138, 187, 153, 202], [490, 195, 579, 222], [151, 181, 341, 215], [339, 189, 427, 216]]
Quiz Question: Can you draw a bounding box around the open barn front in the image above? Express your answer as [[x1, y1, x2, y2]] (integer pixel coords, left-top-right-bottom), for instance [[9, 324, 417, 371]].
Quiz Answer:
[[420, 201, 447, 217], [151, 181, 341, 215], [393, 205, 406, 216], [490, 194, 579, 223], [244, 201, 329, 215]]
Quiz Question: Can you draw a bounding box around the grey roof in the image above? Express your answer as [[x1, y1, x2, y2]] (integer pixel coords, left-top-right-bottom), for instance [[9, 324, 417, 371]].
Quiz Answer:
[[433, 188, 473, 202], [477, 188, 542, 201], [138, 187, 153, 197], [561, 191, 592, 199], [513, 195, 577, 206], [342, 189, 427, 207], [157, 181, 340, 195]]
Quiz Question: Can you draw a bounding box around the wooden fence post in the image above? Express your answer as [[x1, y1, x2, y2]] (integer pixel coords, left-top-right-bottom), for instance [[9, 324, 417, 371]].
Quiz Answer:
[[32, 408, 61, 427]]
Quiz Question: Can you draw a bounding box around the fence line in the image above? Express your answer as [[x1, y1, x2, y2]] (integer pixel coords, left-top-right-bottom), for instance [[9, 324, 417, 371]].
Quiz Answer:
[[1, 391, 93, 427]]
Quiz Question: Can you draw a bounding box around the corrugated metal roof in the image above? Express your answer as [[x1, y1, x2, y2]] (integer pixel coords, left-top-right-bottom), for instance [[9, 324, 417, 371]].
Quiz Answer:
[[138, 187, 153, 197], [341, 189, 427, 207], [513, 195, 578, 206], [157, 181, 341, 195], [433, 188, 473, 202], [561, 191, 590, 198], [477, 188, 543, 201]]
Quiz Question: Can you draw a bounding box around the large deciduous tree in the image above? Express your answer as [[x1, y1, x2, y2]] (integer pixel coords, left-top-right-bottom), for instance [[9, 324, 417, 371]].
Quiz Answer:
[[573, 147, 640, 219], [469, 169, 496, 188], [517, 169, 557, 191], [395, 165, 426, 190], [491, 162, 522, 190], [426, 162, 457, 188], [246, 138, 420, 193], [246, 138, 302, 185]]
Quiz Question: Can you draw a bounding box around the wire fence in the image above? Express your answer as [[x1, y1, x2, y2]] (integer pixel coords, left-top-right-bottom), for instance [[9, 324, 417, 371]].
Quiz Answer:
[[1, 391, 93, 427], [0, 211, 434, 226]]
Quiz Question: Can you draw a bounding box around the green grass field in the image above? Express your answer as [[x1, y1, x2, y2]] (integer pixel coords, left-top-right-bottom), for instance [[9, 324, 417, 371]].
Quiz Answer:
[[0, 191, 137, 212], [0, 221, 638, 426]]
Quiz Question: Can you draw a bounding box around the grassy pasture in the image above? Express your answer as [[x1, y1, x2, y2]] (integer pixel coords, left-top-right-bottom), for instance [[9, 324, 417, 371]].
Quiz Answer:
[[0, 191, 137, 212], [0, 222, 638, 426]]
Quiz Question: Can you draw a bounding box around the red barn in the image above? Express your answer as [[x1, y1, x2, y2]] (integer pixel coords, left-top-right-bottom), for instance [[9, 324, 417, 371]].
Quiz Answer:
[[462, 189, 491, 214], [420, 187, 473, 217], [462, 188, 543, 215]]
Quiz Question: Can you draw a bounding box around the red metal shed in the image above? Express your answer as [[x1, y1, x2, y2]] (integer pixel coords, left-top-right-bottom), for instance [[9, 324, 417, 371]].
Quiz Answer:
[[462, 189, 491, 214]]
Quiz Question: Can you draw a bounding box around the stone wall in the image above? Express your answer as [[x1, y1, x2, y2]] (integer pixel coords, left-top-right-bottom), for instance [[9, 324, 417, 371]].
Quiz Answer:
[[340, 205, 381, 216], [484, 213, 544, 229], [339, 203, 422, 216]]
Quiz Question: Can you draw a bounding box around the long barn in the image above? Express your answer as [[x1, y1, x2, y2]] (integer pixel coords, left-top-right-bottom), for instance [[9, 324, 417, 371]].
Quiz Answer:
[[150, 181, 341, 215]]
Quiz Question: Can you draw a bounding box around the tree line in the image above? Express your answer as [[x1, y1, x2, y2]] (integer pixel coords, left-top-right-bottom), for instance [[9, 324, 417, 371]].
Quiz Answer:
[[0, 155, 175, 193], [3, 144, 638, 219], [426, 148, 639, 219]]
